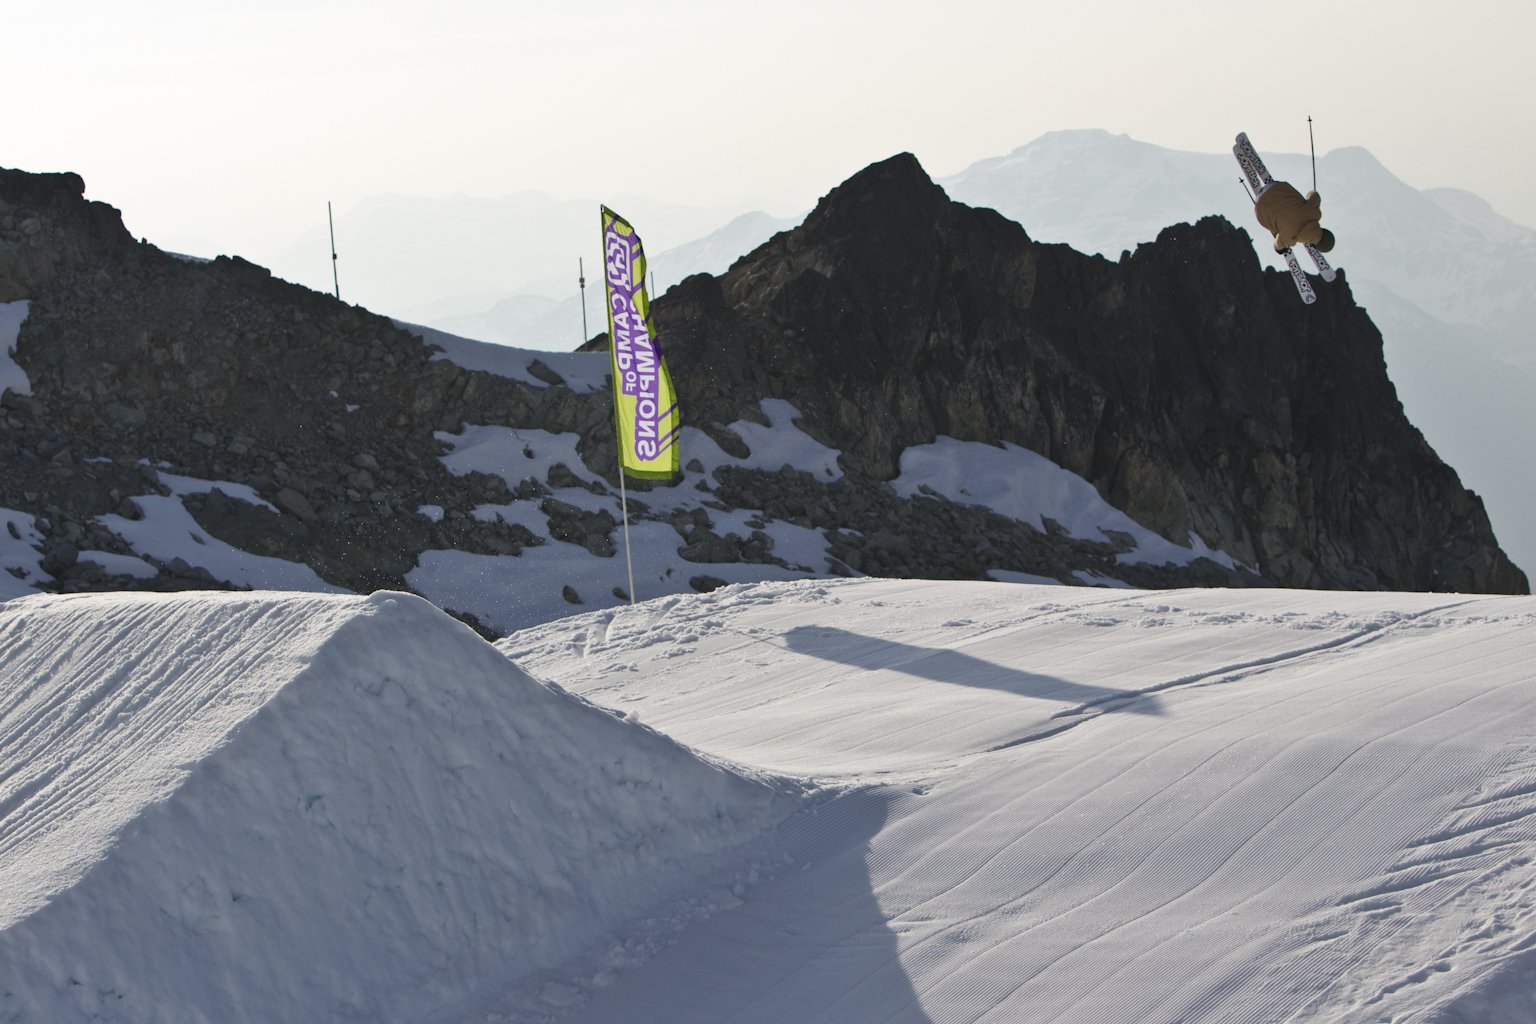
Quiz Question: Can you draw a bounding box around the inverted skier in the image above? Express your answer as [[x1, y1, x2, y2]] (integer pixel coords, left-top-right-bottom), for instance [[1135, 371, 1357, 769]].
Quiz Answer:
[[1252, 179, 1335, 254]]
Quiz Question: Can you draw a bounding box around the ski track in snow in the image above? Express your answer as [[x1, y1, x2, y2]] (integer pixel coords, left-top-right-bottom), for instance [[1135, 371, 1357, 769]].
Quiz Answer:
[[503, 579, 1536, 1024]]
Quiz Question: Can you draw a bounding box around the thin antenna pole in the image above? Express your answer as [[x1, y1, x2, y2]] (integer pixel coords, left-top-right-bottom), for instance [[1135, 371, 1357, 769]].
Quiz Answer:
[[1308, 115, 1317, 192], [327, 201, 340, 299], [579, 258, 589, 347]]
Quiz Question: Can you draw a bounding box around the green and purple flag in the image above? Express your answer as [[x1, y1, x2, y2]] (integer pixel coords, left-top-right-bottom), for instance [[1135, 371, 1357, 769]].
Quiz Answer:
[[601, 206, 680, 480]]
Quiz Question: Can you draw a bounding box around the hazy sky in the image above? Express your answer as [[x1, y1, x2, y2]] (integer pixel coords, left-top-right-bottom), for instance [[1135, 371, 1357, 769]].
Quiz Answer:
[[10, 0, 1535, 264]]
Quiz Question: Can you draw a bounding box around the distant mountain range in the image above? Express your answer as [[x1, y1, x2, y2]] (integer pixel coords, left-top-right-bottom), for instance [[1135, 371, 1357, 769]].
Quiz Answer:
[[940, 129, 1536, 362], [258, 191, 756, 328], [424, 211, 804, 350]]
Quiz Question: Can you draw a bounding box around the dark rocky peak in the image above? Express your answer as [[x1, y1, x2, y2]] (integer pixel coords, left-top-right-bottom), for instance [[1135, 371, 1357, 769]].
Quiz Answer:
[[794, 152, 958, 249], [725, 155, 988, 323], [708, 152, 1037, 395], [653, 158, 1526, 596]]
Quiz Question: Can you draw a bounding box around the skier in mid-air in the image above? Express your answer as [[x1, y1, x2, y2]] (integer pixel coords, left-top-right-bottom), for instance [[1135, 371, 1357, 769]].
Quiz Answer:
[[1234, 130, 1335, 304], [1252, 179, 1335, 255]]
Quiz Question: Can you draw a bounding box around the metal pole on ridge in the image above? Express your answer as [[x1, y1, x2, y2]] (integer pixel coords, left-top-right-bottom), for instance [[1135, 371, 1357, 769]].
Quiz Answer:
[[579, 258, 589, 347], [327, 202, 340, 300]]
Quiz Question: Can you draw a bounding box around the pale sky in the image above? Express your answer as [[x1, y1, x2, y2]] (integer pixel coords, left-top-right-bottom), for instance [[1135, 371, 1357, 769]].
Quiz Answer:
[[9, 0, 1535, 266]]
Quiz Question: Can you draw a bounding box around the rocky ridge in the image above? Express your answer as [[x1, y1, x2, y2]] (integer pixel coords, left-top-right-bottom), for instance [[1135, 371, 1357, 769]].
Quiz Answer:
[[0, 162, 1524, 634]]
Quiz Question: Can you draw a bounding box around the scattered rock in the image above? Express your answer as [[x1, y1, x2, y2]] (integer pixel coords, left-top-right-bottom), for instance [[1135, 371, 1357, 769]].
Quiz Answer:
[[270, 487, 315, 523]]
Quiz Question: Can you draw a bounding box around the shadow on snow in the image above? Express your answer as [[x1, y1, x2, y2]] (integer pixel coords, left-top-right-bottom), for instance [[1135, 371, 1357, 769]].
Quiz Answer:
[[568, 787, 935, 1023], [782, 624, 1164, 717]]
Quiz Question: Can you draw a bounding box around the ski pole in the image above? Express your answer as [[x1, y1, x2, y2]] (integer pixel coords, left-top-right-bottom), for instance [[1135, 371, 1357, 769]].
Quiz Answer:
[[1238, 177, 1256, 203], [1308, 116, 1317, 192]]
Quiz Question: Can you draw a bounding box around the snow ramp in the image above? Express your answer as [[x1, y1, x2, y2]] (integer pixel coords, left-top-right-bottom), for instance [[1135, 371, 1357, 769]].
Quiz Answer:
[[0, 590, 803, 1023]]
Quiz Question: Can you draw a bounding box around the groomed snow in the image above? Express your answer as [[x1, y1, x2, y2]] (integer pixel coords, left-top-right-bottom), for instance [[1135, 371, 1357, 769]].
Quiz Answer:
[[5, 581, 1536, 1020], [0, 590, 804, 1023], [505, 578, 1536, 1023]]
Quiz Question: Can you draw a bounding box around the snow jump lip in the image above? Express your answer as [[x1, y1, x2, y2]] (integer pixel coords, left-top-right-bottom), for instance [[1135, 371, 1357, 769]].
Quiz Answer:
[[0, 589, 803, 1024]]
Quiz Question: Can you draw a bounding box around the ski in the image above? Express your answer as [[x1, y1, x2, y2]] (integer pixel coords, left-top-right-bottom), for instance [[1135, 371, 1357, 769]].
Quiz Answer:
[[1282, 247, 1317, 304], [1233, 133, 1271, 191], [1302, 243, 1337, 282], [1235, 132, 1322, 303]]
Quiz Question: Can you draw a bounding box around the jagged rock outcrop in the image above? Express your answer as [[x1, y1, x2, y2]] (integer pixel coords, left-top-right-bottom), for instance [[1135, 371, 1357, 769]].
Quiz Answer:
[[0, 168, 605, 608], [650, 153, 1526, 594]]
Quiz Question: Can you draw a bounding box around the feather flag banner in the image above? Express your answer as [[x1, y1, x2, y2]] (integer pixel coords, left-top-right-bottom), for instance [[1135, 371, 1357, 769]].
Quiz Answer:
[[601, 206, 680, 480]]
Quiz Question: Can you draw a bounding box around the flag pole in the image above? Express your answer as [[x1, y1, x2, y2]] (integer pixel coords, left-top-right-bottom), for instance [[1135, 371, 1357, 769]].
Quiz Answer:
[[617, 459, 636, 605], [600, 205, 676, 608], [599, 239, 637, 606], [327, 201, 340, 299]]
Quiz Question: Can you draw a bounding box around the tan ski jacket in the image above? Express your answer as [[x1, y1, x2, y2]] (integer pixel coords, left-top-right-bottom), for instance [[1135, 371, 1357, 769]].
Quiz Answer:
[[1254, 182, 1324, 252]]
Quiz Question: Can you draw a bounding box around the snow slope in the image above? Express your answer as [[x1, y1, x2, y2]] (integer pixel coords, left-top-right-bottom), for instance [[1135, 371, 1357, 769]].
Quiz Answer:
[[0, 590, 803, 1023], [506, 578, 1536, 1023], [6, 580, 1535, 1022]]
